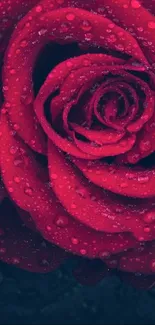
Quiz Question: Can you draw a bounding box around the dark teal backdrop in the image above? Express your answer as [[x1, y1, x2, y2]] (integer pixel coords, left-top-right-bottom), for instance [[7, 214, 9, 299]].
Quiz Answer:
[[0, 260, 155, 324]]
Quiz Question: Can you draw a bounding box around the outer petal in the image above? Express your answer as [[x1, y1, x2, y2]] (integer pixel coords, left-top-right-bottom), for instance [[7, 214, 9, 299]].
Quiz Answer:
[[0, 198, 67, 272], [106, 241, 155, 275], [0, 113, 138, 258], [48, 139, 155, 241], [100, 0, 155, 63]]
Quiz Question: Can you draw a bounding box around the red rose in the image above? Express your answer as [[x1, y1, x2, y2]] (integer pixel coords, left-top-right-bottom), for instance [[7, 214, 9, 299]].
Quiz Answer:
[[1, 0, 155, 288]]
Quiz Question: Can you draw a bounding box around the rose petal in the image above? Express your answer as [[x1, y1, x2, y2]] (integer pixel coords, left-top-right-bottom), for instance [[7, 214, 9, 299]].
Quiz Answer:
[[118, 110, 155, 164], [106, 241, 155, 275], [73, 132, 136, 157], [0, 198, 67, 273], [71, 123, 125, 145], [101, 0, 155, 63], [1, 114, 137, 257], [48, 139, 155, 241], [73, 158, 155, 198]]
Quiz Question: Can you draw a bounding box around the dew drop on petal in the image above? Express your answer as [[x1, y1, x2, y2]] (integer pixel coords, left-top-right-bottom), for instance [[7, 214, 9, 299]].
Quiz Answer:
[[131, 0, 141, 9], [143, 226, 151, 233], [51, 173, 58, 180], [10, 69, 16, 75], [38, 29, 47, 36], [148, 21, 155, 29], [46, 225, 52, 232], [99, 251, 110, 259], [139, 140, 152, 152], [12, 257, 20, 265], [54, 215, 69, 228], [80, 248, 87, 255], [144, 210, 155, 223], [8, 187, 14, 193], [39, 258, 50, 267], [71, 237, 79, 245], [35, 5, 43, 13], [75, 187, 88, 198], [71, 203, 77, 209], [10, 146, 18, 155], [80, 20, 92, 32], [14, 158, 23, 167], [84, 33, 93, 41], [24, 187, 34, 197], [66, 13, 75, 21], [14, 176, 21, 183], [120, 182, 128, 188], [137, 176, 149, 183]]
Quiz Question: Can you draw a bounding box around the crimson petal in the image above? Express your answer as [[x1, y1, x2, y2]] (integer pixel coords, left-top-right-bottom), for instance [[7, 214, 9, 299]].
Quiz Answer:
[[73, 158, 155, 198], [1, 113, 137, 258], [0, 198, 67, 273], [48, 139, 155, 241], [106, 241, 155, 275]]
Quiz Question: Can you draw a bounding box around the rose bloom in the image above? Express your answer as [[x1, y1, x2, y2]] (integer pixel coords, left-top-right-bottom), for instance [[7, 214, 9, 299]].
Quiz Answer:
[[1, 0, 155, 289]]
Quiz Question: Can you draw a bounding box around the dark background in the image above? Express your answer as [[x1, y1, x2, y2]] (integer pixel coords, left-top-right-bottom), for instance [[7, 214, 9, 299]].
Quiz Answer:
[[0, 260, 155, 325]]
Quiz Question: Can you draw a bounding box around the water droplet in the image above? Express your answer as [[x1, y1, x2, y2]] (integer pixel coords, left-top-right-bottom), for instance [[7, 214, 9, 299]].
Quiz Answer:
[[144, 210, 155, 224], [76, 187, 88, 198], [13, 124, 20, 131], [84, 33, 93, 41], [24, 187, 33, 197], [10, 69, 16, 75], [99, 251, 110, 259], [20, 94, 33, 105], [80, 248, 87, 255], [139, 140, 152, 152], [14, 157, 23, 167], [8, 187, 13, 193], [60, 23, 69, 33], [35, 5, 43, 13], [54, 215, 69, 227], [137, 176, 149, 183], [108, 23, 115, 29], [80, 20, 92, 32], [12, 257, 20, 265], [39, 258, 50, 267], [71, 203, 77, 209], [108, 259, 118, 267], [131, 0, 141, 9], [137, 26, 144, 32], [66, 13, 75, 21], [66, 60, 73, 67], [120, 182, 128, 188], [143, 226, 151, 233], [51, 173, 58, 180], [13, 176, 21, 183], [126, 172, 135, 180], [71, 237, 79, 245], [148, 21, 155, 29], [38, 28, 47, 36], [46, 225, 52, 231], [10, 146, 18, 155], [20, 39, 28, 47]]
